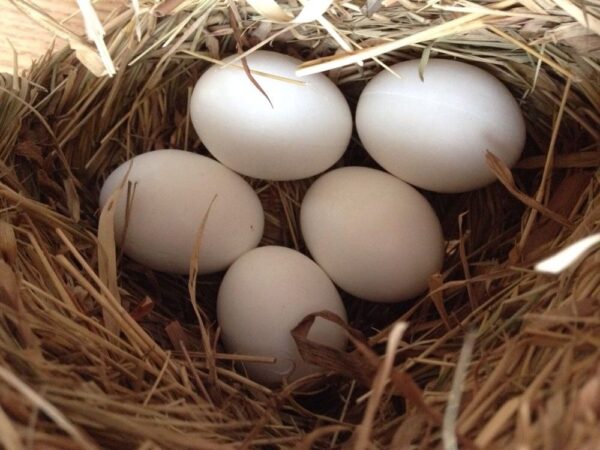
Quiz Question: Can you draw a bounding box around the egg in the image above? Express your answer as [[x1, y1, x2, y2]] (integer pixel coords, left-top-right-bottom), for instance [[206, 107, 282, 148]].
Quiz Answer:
[[217, 246, 347, 384], [190, 51, 352, 181], [356, 59, 526, 193], [300, 167, 444, 303], [99, 150, 264, 274]]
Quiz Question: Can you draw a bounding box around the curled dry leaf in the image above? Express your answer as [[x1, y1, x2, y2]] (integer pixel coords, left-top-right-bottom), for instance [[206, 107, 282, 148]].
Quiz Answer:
[[291, 310, 374, 386], [292, 311, 465, 442]]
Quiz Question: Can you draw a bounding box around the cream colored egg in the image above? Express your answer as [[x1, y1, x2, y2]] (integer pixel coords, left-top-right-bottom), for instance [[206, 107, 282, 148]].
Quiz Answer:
[[217, 246, 347, 385], [190, 51, 352, 181], [356, 59, 526, 193], [301, 167, 444, 303], [99, 150, 264, 274]]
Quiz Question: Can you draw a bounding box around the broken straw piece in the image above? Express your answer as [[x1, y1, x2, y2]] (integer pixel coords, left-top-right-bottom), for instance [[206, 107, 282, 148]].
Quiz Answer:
[[246, 0, 331, 23], [534, 233, 600, 274], [76, 0, 116, 76], [245, 0, 364, 66]]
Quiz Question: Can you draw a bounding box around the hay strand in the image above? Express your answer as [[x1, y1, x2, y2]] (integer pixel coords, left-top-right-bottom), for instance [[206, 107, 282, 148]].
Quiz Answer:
[[442, 330, 476, 450]]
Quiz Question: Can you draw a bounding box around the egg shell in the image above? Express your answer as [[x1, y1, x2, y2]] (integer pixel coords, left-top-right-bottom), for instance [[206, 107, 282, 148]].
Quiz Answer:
[[300, 166, 444, 303], [190, 51, 353, 181], [217, 246, 347, 385], [99, 150, 264, 274], [356, 59, 526, 193]]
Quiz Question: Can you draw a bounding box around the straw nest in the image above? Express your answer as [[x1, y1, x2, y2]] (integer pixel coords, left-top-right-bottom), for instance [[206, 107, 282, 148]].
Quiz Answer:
[[0, 0, 599, 448]]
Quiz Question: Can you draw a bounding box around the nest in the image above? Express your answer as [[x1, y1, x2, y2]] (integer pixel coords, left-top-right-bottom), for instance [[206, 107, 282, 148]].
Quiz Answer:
[[0, 0, 599, 448]]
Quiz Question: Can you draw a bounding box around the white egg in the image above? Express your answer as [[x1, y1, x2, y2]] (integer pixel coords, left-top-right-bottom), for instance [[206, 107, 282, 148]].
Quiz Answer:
[[356, 59, 526, 193], [190, 51, 352, 181], [217, 246, 347, 385], [301, 167, 444, 303], [99, 150, 264, 274]]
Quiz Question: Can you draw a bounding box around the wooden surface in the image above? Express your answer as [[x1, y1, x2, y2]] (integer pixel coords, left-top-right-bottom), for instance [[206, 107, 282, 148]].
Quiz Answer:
[[0, 0, 123, 73]]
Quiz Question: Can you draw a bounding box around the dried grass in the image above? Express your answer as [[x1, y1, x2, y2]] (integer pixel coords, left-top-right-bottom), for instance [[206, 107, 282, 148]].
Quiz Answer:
[[0, 0, 599, 447]]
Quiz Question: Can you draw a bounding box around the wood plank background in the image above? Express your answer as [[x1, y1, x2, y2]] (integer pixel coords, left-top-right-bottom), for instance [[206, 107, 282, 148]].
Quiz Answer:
[[0, 0, 123, 73]]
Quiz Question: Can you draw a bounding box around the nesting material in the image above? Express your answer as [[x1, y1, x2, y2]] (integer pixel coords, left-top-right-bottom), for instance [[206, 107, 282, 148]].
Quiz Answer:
[[0, 0, 598, 448]]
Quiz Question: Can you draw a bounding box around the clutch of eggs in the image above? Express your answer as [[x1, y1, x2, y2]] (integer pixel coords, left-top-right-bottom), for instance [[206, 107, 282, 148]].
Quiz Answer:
[[99, 150, 264, 274], [96, 55, 531, 385], [190, 50, 352, 181], [356, 58, 526, 193]]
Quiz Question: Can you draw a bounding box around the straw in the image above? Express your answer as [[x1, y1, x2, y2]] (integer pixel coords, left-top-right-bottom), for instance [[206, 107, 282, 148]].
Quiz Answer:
[[0, 0, 598, 447]]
